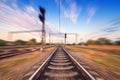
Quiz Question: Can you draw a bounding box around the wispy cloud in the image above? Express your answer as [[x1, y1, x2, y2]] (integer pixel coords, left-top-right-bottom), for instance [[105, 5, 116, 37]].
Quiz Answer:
[[55, 0, 81, 24], [0, 1, 61, 41], [64, 2, 81, 24], [0, 1, 59, 33], [102, 19, 120, 33], [109, 18, 120, 23], [85, 19, 120, 40], [0, 2, 40, 30], [26, 5, 38, 15], [87, 6, 97, 24], [102, 26, 119, 31], [110, 20, 120, 26]]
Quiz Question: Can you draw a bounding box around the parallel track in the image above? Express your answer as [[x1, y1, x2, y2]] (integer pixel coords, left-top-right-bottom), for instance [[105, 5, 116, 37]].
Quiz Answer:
[[0, 49, 37, 59], [29, 46, 96, 80], [0, 46, 53, 60]]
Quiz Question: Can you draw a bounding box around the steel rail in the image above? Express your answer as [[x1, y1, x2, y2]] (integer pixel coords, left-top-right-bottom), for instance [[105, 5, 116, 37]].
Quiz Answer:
[[28, 47, 58, 80], [63, 47, 96, 80], [28, 46, 96, 80]]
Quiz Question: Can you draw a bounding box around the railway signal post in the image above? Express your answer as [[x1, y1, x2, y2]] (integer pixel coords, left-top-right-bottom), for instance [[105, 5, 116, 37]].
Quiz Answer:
[[38, 6, 46, 49], [64, 33, 67, 46]]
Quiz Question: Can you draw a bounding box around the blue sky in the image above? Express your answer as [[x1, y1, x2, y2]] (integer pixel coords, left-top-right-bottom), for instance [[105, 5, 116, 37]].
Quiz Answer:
[[0, 0, 120, 43]]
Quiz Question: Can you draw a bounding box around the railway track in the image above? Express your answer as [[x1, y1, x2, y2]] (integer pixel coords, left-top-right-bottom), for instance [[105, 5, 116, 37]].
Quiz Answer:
[[0, 46, 54, 59], [0, 49, 38, 59], [0, 51, 34, 59], [28, 46, 96, 80]]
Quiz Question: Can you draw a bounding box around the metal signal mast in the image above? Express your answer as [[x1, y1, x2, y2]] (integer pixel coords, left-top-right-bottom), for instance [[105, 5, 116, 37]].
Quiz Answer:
[[38, 6, 46, 46]]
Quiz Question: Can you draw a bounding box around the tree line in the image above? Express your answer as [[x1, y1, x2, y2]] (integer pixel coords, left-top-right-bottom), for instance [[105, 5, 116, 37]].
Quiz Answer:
[[0, 37, 120, 46], [0, 38, 38, 46], [86, 38, 120, 45]]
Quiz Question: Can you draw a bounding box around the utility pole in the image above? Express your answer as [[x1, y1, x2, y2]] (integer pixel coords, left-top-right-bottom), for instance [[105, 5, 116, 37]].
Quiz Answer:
[[59, 0, 61, 45], [49, 33, 51, 46], [59, 0, 61, 33], [38, 6, 46, 47]]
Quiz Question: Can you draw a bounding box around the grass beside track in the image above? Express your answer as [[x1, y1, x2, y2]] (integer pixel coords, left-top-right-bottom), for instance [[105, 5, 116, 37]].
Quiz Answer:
[[66, 45, 120, 77], [0, 47, 54, 80]]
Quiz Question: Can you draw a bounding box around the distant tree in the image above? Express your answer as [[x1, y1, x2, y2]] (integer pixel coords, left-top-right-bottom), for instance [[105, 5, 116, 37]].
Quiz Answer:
[[36, 42, 41, 45], [27, 38, 36, 45], [46, 43, 49, 45], [87, 39, 95, 45], [0, 39, 6, 46], [78, 42, 87, 46], [72, 43, 76, 45], [14, 40, 26, 45], [115, 40, 120, 45], [66, 43, 71, 45], [78, 43, 82, 45], [95, 38, 111, 45], [31, 38, 36, 43]]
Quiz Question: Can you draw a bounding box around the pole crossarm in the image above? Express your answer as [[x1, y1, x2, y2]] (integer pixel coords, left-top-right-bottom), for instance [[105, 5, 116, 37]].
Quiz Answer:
[[10, 30, 42, 33], [49, 32, 78, 36], [64, 33, 77, 35], [49, 32, 64, 35]]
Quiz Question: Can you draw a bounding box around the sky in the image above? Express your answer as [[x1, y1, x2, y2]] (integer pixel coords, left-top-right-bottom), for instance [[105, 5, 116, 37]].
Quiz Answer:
[[0, 0, 120, 43]]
